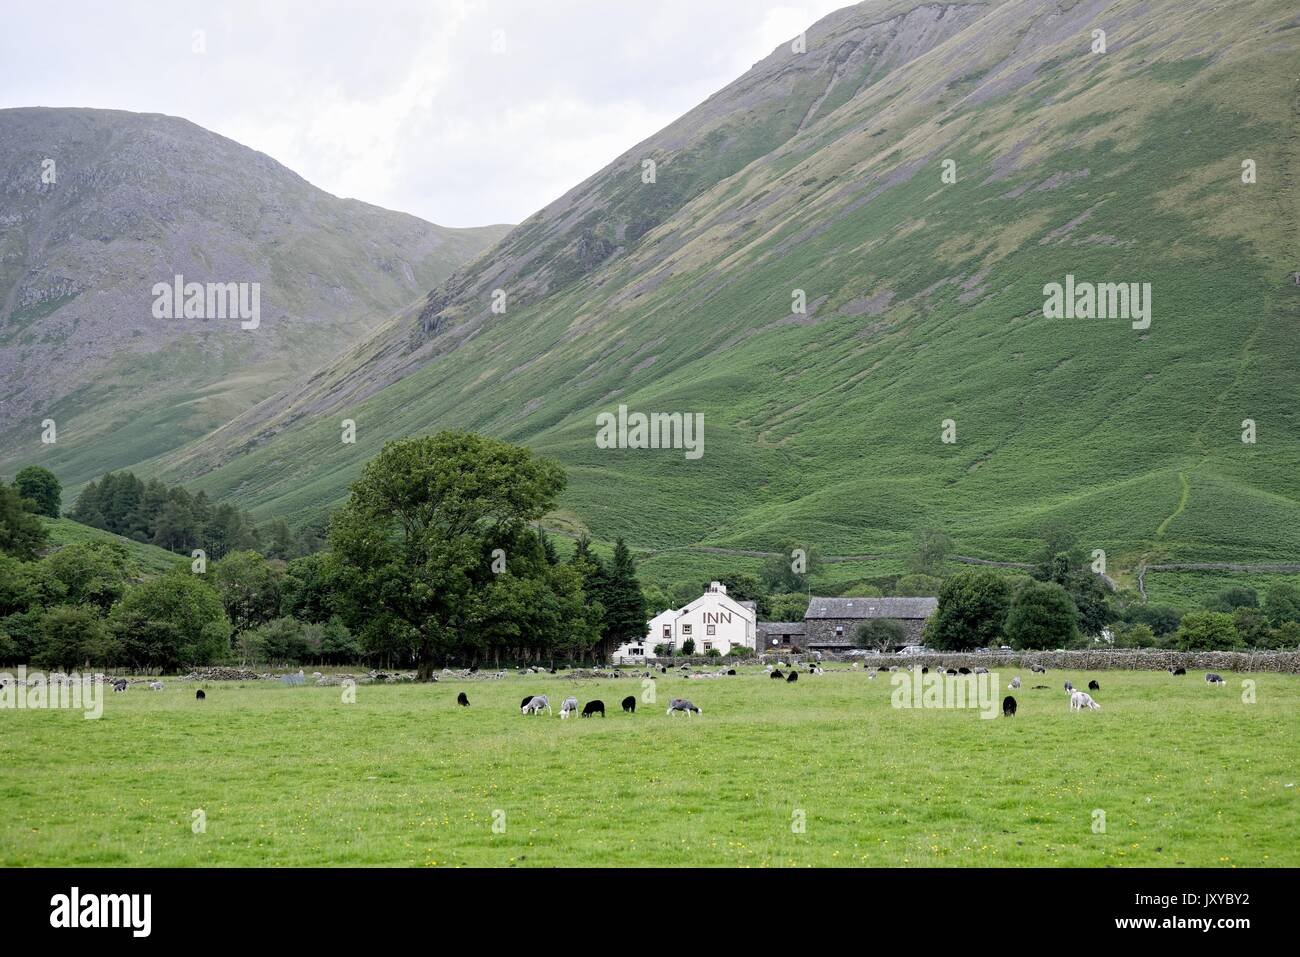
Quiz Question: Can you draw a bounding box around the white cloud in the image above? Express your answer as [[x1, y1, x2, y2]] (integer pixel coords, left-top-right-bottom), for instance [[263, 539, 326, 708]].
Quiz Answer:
[[0, 0, 847, 227]]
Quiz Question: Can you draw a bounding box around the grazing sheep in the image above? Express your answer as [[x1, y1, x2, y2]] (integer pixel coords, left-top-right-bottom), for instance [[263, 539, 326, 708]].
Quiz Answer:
[[973, 667, 989, 675], [786, 671, 798, 683], [867, 671, 876, 680], [921, 666, 929, 674], [667, 698, 701, 717], [148, 681, 164, 691], [560, 696, 579, 719], [726, 669, 736, 676], [1031, 664, 1047, 674], [1064, 680, 1074, 693], [582, 699, 605, 718], [958, 667, 972, 675], [1169, 667, 1186, 676], [1002, 695, 1017, 717], [520, 695, 537, 711], [195, 689, 206, 700], [1069, 690, 1101, 711], [1009, 676, 1021, 690], [1205, 672, 1225, 685], [1088, 680, 1100, 691], [456, 692, 469, 707], [522, 695, 551, 716], [621, 695, 636, 714], [112, 679, 128, 693], [946, 668, 959, 676], [771, 670, 785, 679]]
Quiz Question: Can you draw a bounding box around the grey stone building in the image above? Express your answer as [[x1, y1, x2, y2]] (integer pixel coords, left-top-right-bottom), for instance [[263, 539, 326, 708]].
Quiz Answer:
[[802, 596, 938, 651], [756, 620, 806, 651]]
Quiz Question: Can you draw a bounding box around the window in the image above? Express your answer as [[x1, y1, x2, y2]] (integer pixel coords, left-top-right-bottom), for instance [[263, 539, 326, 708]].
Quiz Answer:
[[629, 647, 642, 656], [682, 624, 692, 635], [835, 626, 844, 637], [663, 625, 671, 639], [706, 624, 716, 636], [704, 642, 712, 651]]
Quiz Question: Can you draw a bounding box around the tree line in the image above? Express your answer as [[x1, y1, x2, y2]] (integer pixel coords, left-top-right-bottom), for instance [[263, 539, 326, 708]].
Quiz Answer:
[[0, 434, 648, 674], [67, 470, 323, 560]]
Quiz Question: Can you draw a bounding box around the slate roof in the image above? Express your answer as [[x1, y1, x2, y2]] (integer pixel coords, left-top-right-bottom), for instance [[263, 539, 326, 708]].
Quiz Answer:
[[757, 621, 806, 634], [804, 596, 938, 620]]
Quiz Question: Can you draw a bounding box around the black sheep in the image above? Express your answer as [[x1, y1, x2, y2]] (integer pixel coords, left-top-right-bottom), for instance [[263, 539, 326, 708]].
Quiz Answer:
[[771, 670, 784, 679], [921, 666, 929, 674], [621, 695, 636, 714], [457, 691, 469, 707], [520, 695, 536, 710], [1002, 695, 1017, 717], [1170, 667, 1186, 676], [582, 699, 605, 718], [787, 671, 798, 683], [195, 689, 206, 700], [958, 667, 972, 675], [1088, 680, 1100, 691]]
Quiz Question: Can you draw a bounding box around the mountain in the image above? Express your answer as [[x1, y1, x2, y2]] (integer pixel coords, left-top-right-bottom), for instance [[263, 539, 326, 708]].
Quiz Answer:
[[97, 1, 1300, 571], [0, 107, 511, 485]]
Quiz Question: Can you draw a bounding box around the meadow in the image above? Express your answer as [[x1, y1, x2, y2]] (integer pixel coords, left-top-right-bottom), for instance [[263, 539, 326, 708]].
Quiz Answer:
[[1, 667, 1296, 867]]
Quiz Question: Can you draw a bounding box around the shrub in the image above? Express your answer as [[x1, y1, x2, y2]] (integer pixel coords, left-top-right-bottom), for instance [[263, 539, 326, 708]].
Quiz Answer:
[[1171, 610, 1243, 650], [680, 638, 696, 655]]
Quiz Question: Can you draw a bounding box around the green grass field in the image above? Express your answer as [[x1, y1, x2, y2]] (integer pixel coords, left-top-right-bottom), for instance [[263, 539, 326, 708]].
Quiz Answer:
[[2, 668, 1295, 867]]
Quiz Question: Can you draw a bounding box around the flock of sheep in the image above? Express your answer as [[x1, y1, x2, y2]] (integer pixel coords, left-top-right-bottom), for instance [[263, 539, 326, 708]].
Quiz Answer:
[[105, 662, 1232, 718]]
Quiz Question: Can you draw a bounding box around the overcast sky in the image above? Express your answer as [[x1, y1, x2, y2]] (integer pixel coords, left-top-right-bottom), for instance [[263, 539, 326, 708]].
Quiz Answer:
[[0, 0, 849, 228]]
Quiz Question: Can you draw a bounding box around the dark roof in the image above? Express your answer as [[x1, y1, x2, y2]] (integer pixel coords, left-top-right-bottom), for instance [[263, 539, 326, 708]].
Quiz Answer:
[[738, 600, 757, 613], [757, 621, 806, 634], [804, 596, 938, 620]]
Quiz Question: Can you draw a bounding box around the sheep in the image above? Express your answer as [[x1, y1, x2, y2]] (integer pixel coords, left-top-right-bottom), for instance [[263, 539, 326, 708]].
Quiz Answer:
[[786, 671, 798, 683], [560, 696, 579, 719], [726, 669, 736, 676], [456, 692, 470, 707], [771, 670, 785, 679], [973, 667, 989, 675], [522, 695, 551, 716], [920, 666, 929, 674], [946, 668, 958, 676], [621, 695, 636, 714], [1088, 680, 1100, 692], [148, 681, 164, 691], [867, 671, 876, 680], [1169, 667, 1186, 676], [195, 689, 206, 700], [1069, 690, 1101, 711], [667, 698, 701, 717], [1064, 680, 1074, 693], [520, 695, 536, 711], [1030, 664, 1047, 674], [1205, 672, 1226, 686], [1002, 695, 1017, 717], [112, 679, 128, 693], [958, 667, 972, 675], [1009, 676, 1021, 690], [582, 700, 605, 717]]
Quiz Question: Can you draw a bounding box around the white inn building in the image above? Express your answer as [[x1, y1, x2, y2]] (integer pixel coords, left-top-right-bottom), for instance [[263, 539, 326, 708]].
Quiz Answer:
[[614, 582, 756, 659]]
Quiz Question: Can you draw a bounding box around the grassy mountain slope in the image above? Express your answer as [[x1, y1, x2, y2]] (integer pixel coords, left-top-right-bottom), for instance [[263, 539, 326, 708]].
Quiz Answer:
[[160, 0, 1298, 573], [0, 107, 511, 486], [41, 517, 186, 576]]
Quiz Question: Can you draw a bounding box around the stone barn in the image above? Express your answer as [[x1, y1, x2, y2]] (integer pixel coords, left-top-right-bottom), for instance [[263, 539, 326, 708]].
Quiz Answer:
[[802, 597, 938, 651], [757, 621, 806, 651]]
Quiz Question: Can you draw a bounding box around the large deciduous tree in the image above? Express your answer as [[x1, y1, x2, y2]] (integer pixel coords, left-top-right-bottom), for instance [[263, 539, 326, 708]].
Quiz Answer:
[[927, 570, 1012, 651], [329, 432, 566, 679]]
